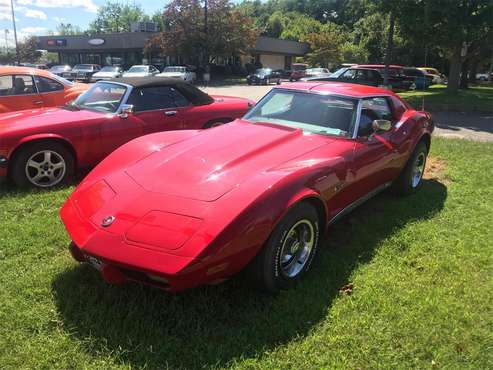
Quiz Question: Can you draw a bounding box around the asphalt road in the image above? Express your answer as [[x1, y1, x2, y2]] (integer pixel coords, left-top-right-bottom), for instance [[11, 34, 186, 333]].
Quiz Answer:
[[200, 83, 493, 142]]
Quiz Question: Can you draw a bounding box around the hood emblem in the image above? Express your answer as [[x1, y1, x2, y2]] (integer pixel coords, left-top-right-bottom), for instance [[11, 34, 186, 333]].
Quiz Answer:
[[101, 216, 115, 227]]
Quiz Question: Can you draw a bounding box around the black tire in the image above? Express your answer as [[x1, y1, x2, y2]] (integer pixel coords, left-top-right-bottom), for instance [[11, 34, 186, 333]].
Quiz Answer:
[[276, 79, 281, 85], [246, 202, 320, 293], [203, 119, 231, 129], [392, 141, 428, 196], [10, 141, 74, 189]]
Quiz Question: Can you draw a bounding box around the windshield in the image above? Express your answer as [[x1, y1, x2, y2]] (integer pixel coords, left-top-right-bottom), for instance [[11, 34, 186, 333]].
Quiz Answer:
[[255, 68, 272, 74], [244, 90, 357, 137], [100, 66, 119, 72], [73, 64, 93, 71], [127, 66, 147, 73], [330, 68, 349, 78], [164, 67, 186, 73], [71, 82, 126, 113]]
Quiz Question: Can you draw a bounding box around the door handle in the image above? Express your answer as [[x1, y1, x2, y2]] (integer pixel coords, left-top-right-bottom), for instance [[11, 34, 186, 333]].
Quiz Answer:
[[34, 101, 43, 105], [164, 111, 177, 116]]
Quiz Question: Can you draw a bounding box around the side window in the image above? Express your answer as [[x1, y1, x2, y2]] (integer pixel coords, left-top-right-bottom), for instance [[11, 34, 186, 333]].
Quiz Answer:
[[0, 75, 12, 96], [390, 96, 407, 120], [1, 75, 36, 95], [127, 86, 189, 112], [358, 97, 393, 136], [34, 76, 64, 93]]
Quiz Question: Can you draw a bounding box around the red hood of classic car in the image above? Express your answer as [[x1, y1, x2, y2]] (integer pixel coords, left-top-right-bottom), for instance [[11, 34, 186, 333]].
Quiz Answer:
[[125, 120, 336, 201], [0, 106, 103, 133]]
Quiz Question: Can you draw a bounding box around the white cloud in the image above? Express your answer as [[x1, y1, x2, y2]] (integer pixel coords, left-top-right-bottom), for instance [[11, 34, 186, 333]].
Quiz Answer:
[[22, 8, 47, 19], [53, 16, 66, 23], [34, 0, 98, 13], [20, 26, 47, 34], [17, 0, 33, 4]]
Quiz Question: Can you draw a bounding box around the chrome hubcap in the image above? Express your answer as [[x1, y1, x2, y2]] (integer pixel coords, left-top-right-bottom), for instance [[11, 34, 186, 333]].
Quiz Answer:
[[25, 150, 66, 187], [280, 219, 315, 278], [411, 152, 426, 188]]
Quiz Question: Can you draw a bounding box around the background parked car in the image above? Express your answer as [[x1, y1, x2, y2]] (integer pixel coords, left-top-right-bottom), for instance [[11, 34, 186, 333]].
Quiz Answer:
[[122, 65, 160, 78], [403, 67, 432, 89], [157, 66, 197, 83], [63, 64, 101, 82], [247, 68, 282, 85], [305, 67, 331, 78], [49, 65, 72, 77], [357, 64, 415, 90], [302, 67, 384, 87], [91, 66, 123, 82], [475, 72, 491, 82], [0, 66, 88, 113], [0, 77, 254, 188], [289, 63, 309, 81], [418, 67, 446, 84]]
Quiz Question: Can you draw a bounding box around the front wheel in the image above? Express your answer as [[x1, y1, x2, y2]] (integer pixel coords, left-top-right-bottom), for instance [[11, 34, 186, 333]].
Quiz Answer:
[[247, 202, 320, 293], [10, 141, 74, 189], [392, 141, 428, 195]]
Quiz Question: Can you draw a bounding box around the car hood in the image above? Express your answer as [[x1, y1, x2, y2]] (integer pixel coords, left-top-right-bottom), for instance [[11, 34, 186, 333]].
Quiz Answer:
[[122, 72, 149, 77], [125, 120, 330, 201], [157, 72, 186, 77], [0, 106, 103, 133], [93, 71, 119, 77]]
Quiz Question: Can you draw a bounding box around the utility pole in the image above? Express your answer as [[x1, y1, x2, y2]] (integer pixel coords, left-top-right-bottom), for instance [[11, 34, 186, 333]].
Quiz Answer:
[[204, 0, 208, 66], [10, 0, 19, 64], [4, 29, 8, 55], [383, 11, 395, 87]]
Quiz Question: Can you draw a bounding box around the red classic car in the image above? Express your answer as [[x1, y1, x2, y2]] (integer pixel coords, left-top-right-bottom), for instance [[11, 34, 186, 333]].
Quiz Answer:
[[0, 77, 254, 188], [61, 82, 434, 293]]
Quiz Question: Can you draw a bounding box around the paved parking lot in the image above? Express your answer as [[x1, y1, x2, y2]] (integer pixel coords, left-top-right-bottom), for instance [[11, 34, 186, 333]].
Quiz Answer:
[[200, 83, 493, 142]]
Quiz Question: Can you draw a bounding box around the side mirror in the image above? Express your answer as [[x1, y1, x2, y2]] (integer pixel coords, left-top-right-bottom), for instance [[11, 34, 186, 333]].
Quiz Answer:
[[119, 104, 134, 118], [372, 119, 392, 133]]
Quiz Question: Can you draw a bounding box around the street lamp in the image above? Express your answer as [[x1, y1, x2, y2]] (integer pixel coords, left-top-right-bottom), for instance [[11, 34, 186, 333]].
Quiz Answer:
[[10, 0, 19, 64]]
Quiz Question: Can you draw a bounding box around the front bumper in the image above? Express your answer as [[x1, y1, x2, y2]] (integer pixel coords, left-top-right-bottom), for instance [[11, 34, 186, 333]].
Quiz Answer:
[[61, 197, 213, 292]]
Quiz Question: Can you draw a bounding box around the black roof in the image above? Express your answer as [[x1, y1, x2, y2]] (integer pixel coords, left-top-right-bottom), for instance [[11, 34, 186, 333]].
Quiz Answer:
[[109, 77, 214, 106]]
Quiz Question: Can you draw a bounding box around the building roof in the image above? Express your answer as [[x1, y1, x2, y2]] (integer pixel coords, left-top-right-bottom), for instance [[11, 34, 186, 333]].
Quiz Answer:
[[109, 77, 214, 105]]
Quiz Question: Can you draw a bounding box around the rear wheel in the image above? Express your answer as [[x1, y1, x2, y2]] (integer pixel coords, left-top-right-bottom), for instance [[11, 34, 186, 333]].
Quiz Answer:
[[10, 141, 74, 189], [393, 141, 428, 195], [247, 202, 320, 293]]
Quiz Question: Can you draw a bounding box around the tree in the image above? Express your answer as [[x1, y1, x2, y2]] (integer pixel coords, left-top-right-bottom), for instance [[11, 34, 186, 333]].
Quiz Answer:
[[87, 1, 147, 33], [54, 23, 82, 36], [17, 36, 42, 63], [301, 23, 347, 67], [146, 0, 259, 66]]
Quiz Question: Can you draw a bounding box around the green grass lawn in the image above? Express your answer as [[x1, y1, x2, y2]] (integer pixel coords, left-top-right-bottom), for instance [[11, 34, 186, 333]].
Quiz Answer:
[[1, 138, 492, 369], [398, 84, 493, 113]]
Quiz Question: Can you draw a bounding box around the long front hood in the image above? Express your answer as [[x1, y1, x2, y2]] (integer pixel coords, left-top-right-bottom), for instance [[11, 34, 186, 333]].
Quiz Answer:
[[125, 120, 329, 201], [0, 107, 103, 133]]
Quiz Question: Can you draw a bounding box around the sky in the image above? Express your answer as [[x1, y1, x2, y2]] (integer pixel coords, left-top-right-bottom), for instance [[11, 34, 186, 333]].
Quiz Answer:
[[0, 0, 165, 47]]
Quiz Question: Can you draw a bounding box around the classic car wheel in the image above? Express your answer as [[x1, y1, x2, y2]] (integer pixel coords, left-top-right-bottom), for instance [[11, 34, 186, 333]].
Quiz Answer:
[[11, 141, 74, 188], [393, 141, 428, 195], [247, 202, 320, 293]]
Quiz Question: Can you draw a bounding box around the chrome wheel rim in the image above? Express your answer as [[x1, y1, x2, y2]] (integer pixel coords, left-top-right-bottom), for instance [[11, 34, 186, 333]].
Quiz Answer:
[[279, 219, 315, 278], [411, 152, 426, 188], [25, 150, 66, 187]]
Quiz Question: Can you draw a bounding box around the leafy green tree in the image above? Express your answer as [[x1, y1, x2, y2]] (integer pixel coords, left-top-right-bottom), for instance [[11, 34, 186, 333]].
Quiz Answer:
[[53, 23, 82, 36], [146, 0, 258, 66], [18, 36, 42, 63], [301, 23, 347, 67], [87, 1, 147, 33]]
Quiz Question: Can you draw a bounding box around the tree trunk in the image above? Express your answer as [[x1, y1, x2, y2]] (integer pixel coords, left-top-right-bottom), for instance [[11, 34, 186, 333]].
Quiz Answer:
[[447, 47, 462, 93], [383, 12, 395, 86], [469, 59, 478, 84], [460, 59, 469, 89]]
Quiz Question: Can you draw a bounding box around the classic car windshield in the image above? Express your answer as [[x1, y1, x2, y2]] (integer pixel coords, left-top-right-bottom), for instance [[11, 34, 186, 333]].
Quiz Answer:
[[73, 64, 94, 71], [255, 68, 272, 75], [71, 82, 126, 113], [164, 67, 186, 73], [50, 65, 70, 72], [127, 66, 148, 73], [244, 90, 358, 137]]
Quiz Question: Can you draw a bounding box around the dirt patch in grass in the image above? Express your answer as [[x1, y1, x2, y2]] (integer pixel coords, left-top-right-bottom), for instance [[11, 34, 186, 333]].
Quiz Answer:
[[424, 156, 452, 184]]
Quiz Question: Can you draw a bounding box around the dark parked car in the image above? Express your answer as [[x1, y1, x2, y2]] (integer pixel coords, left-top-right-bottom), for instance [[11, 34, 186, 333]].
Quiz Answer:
[[357, 65, 415, 91], [289, 63, 309, 81], [63, 64, 101, 82], [247, 68, 282, 85], [49, 65, 72, 77], [403, 67, 432, 89]]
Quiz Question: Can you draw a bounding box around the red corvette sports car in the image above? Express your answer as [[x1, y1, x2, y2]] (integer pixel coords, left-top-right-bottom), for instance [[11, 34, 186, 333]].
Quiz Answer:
[[61, 82, 434, 293], [0, 77, 253, 188]]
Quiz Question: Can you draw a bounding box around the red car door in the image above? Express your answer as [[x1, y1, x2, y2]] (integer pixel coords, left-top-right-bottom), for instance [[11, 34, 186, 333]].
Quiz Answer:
[[0, 74, 44, 112], [126, 86, 186, 133], [33, 75, 68, 107], [348, 97, 399, 200]]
